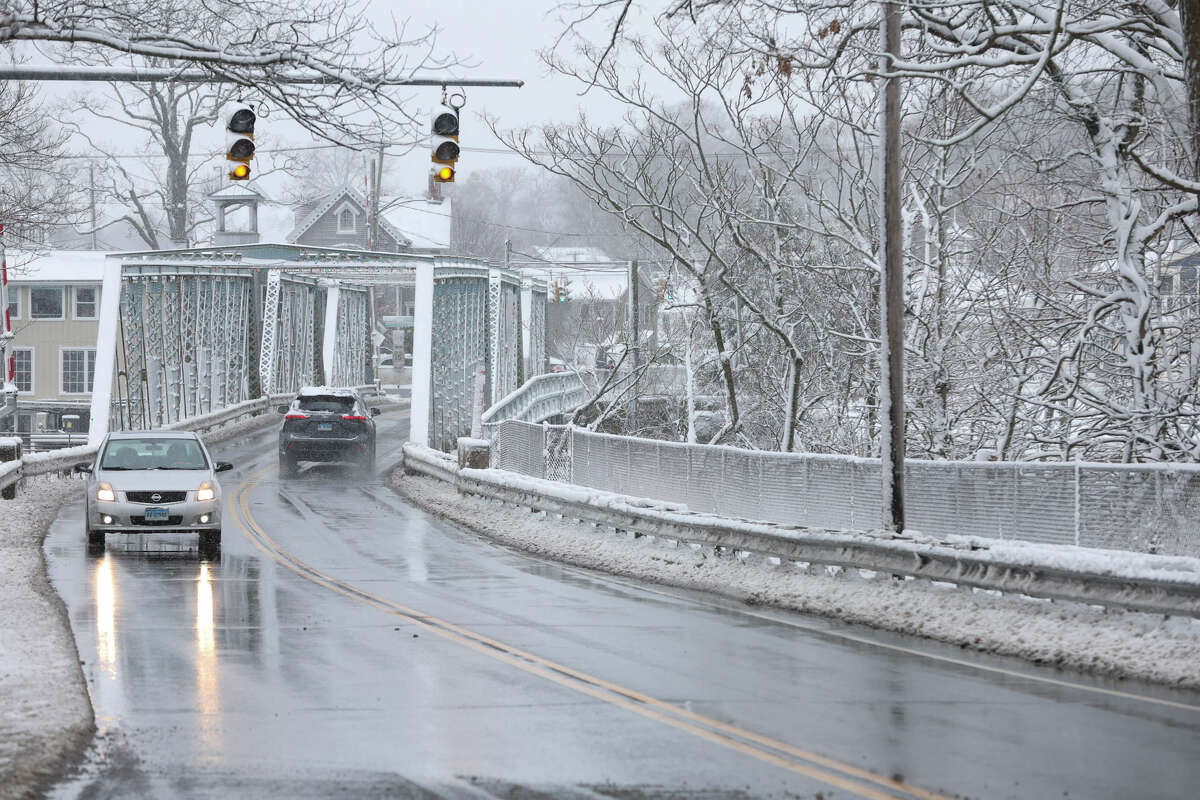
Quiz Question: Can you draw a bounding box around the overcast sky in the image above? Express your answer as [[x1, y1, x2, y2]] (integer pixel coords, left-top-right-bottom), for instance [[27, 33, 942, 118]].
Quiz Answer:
[[32, 0, 645, 204], [368, 0, 636, 193]]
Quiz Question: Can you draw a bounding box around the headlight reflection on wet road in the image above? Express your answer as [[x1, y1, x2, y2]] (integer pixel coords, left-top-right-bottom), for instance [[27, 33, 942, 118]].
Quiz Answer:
[[196, 561, 221, 753], [94, 554, 117, 678]]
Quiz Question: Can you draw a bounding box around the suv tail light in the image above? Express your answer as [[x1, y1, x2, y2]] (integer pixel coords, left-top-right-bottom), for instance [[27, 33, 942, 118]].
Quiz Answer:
[[285, 413, 308, 420], [342, 415, 368, 421]]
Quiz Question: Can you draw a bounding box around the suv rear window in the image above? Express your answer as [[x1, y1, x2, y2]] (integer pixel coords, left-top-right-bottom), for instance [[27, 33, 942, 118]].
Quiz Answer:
[[297, 395, 356, 413]]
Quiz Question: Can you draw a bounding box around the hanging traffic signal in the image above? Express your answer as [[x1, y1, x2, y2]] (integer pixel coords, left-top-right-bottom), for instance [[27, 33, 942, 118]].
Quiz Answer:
[[656, 278, 665, 301], [552, 280, 560, 302], [225, 103, 256, 181], [431, 109, 459, 183]]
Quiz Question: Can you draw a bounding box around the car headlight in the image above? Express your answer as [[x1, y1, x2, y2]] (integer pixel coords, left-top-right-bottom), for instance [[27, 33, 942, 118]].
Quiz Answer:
[[96, 483, 116, 502], [195, 482, 215, 502]]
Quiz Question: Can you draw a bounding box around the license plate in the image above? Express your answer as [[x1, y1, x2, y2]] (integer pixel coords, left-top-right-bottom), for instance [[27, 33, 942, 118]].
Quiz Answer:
[[145, 507, 169, 520], [317, 422, 333, 431]]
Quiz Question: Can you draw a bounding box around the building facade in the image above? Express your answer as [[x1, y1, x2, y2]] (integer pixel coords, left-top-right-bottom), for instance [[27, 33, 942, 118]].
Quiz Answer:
[[2, 251, 106, 440]]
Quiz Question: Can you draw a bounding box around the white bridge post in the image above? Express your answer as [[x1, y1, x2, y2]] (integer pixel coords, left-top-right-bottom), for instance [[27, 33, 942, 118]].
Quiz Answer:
[[409, 262, 434, 447], [322, 283, 341, 386], [88, 257, 123, 445]]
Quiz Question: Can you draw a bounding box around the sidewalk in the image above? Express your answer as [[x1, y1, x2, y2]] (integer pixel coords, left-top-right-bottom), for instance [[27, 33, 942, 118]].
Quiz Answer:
[[0, 477, 93, 800]]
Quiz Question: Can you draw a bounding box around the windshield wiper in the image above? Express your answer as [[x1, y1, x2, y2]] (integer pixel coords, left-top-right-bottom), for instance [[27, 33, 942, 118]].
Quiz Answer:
[[151, 466, 206, 470], [101, 466, 135, 471]]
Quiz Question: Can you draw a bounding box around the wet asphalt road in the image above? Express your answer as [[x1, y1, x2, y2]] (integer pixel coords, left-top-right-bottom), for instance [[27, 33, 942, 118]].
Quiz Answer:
[[43, 409, 1200, 799]]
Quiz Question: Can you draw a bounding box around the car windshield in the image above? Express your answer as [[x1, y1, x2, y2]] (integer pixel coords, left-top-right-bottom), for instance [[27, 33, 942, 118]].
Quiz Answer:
[[100, 438, 208, 470], [297, 395, 356, 413]]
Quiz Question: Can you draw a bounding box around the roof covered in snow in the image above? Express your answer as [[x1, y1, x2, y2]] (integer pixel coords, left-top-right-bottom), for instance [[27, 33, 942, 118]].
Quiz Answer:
[[208, 182, 265, 200], [5, 250, 109, 283]]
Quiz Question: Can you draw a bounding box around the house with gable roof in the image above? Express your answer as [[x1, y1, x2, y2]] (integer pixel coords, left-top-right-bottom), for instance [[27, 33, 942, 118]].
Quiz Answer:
[[286, 186, 452, 255]]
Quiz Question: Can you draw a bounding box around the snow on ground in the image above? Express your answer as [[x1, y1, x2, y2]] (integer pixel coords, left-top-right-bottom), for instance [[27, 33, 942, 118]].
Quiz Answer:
[[0, 477, 93, 800], [391, 469, 1200, 688]]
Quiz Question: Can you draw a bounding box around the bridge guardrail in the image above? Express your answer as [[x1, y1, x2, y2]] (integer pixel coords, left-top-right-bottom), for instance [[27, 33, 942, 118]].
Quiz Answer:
[[400, 443, 1200, 619]]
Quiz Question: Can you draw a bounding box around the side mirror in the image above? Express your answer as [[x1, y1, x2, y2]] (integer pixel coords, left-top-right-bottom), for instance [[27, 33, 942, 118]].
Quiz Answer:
[[276, 405, 289, 414], [73, 463, 93, 474], [215, 462, 234, 473], [370, 407, 381, 417]]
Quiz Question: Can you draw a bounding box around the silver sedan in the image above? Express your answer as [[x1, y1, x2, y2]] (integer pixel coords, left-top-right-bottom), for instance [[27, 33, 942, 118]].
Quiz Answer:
[[76, 431, 233, 554]]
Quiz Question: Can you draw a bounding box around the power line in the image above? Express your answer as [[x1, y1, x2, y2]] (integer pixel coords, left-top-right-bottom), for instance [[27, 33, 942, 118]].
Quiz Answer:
[[59, 139, 771, 161]]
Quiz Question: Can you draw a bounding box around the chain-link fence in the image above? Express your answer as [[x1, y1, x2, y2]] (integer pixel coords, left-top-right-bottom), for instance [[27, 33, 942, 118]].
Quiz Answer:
[[487, 421, 1200, 557]]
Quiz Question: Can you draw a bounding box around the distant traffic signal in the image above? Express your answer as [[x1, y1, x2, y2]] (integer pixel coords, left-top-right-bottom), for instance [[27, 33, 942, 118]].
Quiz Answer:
[[431, 109, 459, 183], [225, 103, 256, 181]]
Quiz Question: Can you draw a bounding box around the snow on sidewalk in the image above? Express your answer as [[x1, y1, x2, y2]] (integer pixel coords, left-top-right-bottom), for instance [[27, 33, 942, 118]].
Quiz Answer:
[[391, 469, 1200, 688], [0, 477, 93, 800]]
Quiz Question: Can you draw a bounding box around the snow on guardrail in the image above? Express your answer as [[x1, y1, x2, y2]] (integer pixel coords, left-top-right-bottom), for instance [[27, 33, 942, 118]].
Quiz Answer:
[[400, 442, 1200, 619]]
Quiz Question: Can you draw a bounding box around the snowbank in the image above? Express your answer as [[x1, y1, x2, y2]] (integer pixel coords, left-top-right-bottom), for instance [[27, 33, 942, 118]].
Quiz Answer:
[[0, 477, 94, 799], [390, 469, 1200, 688]]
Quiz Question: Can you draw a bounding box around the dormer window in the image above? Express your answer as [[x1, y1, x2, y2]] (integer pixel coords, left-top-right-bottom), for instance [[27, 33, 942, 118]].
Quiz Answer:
[[337, 206, 356, 233]]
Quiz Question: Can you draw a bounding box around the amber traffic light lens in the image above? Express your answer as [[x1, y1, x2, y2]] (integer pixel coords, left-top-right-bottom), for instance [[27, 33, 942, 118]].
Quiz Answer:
[[230, 164, 251, 180], [437, 166, 454, 181]]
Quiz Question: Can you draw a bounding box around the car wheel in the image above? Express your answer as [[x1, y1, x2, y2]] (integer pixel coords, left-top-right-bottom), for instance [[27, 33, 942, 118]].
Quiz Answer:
[[199, 529, 221, 555], [279, 453, 297, 478], [86, 519, 105, 553]]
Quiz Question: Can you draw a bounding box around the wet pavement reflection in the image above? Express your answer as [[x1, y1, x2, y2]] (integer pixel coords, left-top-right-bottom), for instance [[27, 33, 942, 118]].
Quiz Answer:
[[43, 413, 1200, 799]]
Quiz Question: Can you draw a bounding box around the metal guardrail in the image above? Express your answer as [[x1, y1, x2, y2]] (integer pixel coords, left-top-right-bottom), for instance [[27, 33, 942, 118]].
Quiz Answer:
[[489, 420, 1200, 558], [400, 443, 1200, 619]]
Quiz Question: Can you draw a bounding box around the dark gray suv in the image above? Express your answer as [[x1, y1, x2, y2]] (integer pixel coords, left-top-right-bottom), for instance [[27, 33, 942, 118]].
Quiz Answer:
[[278, 387, 380, 477]]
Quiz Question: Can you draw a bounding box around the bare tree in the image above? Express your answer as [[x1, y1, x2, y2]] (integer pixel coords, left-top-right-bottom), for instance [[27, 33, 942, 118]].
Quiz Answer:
[[1, 0, 460, 144], [0, 79, 77, 246], [60, 77, 232, 248]]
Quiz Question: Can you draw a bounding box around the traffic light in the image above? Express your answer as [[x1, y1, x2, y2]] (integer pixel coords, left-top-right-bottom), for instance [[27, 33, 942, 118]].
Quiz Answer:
[[225, 102, 256, 181], [552, 280, 560, 302], [656, 278, 665, 301], [431, 108, 460, 183]]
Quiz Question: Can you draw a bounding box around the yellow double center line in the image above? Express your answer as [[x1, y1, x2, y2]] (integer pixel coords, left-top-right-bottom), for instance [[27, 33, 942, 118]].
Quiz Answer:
[[232, 468, 952, 800]]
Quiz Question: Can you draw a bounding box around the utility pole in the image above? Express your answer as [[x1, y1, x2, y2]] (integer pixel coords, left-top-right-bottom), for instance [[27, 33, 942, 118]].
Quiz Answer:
[[879, 1, 906, 532], [370, 142, 384, 250], [627, 259, 639, 434]]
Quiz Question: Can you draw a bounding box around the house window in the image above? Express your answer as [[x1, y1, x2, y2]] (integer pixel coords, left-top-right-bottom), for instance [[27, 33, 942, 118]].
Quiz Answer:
[[337, 208, 356, 233], [6, 288, 18, 321], [30, 286, 64, 319], [74, 287, 98, 319], [12, 348, 32, 393], [61, 348, 96, 394]]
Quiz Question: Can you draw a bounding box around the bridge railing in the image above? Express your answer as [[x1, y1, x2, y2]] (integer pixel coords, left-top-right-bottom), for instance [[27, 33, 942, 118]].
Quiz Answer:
[[478, 364, 690, 442], [485, 420, 1200, 558], [479, 371, 593, 439]]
